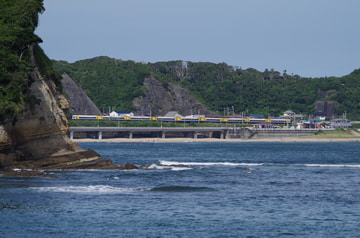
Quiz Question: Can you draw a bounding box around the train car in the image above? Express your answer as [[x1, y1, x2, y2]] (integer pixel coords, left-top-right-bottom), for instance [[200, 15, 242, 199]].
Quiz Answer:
[[71, 114, 288, 125], [72, 115, 98, 120]]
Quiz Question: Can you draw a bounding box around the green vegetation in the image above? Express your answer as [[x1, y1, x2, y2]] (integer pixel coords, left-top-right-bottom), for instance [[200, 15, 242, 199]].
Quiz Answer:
[[54, 58, 360, 120], [352, 123, 360, 129], [0, 0, 59, 123], [54, 57, 150, 112], [312, 129, 360, 139]]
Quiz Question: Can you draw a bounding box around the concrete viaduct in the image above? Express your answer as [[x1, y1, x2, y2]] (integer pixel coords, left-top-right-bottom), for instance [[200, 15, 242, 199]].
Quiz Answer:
[[69, 127, 323, 140]]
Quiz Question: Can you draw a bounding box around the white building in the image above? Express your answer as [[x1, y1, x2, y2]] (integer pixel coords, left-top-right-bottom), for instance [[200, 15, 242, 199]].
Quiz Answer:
[[109, 111, 134, 117]]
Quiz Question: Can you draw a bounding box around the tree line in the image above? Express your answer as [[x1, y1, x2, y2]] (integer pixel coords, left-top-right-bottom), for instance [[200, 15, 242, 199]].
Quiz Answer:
[[53, 57, 360, 120]]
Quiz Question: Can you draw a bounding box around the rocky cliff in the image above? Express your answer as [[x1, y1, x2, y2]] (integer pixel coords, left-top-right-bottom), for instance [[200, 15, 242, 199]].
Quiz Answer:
[[0, 67, 118, 173], [133, 76, 212, 116], [61, 73, 102, 115]]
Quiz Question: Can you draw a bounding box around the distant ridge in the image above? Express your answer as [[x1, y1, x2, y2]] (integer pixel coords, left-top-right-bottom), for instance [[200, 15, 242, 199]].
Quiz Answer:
[[53, 57, 360, 120]]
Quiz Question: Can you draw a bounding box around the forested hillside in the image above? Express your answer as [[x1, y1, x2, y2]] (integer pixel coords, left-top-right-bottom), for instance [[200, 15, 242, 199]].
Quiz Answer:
[[0, 0, 61, 122], [54, 57, 150, 112], [53, 57, 360, 120]]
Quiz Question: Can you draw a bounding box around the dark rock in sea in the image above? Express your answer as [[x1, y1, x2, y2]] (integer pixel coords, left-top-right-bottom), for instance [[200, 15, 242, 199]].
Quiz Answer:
[[120, 163, 139, 170], [9, 149, 119, 170]]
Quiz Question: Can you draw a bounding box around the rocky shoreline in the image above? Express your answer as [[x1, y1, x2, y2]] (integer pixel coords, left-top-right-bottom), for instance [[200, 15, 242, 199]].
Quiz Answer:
[[0, 68, 139, 177], [0, 149, 139, 177]]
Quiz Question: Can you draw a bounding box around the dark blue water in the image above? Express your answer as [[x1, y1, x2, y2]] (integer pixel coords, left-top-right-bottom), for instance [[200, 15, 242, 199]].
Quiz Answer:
[[1, 142, 360, 237]]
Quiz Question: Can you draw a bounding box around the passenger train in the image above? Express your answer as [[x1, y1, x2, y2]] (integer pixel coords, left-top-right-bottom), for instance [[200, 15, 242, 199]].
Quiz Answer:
[[71, 115, 289, 125]]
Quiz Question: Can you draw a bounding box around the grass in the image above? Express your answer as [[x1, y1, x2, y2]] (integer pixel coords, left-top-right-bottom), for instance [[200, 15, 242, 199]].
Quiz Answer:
[[307, 129, 360, 139]]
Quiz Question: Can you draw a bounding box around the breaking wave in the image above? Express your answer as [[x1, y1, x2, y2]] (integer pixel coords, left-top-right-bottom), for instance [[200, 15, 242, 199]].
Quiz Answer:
[[304, 164, 360, 168], [158, 160, 263, 167], [30, 185, 150, 194]]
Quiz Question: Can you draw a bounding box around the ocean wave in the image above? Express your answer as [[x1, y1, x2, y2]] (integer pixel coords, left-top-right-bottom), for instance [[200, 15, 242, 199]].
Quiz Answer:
[[150, 185, 215, 192], [304, 164, 360, 168], [148, 163, 192, 171], [171, 167, 193, 171], [159, 160, 263, 167], [30, 185, 150, 194]]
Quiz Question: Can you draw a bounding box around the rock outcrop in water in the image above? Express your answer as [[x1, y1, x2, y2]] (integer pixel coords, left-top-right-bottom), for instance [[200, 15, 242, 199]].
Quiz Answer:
[[0, 67, 119, 174]]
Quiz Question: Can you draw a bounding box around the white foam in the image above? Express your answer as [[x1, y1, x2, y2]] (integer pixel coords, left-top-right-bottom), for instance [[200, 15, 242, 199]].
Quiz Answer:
[[159, 160, 263, 167], [145, 163, 192, 171], [12, 168, 44, 172], [171, 167, 193, 171], [31, 185, 150, 194], [148, 164, 166, 169], [304, 164, 360, 168]]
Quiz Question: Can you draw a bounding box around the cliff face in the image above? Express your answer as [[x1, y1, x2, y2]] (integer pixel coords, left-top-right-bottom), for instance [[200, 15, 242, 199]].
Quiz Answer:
[[133, 76, 212, 116], [61, 73, 102, 115], [0, 68, 117, 171], [7, 69, 76, 158]]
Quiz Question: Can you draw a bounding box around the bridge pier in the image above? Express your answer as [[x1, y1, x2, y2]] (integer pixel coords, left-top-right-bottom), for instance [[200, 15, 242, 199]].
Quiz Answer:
[[129, 131, 133, 139], [226, 130, 230, 139], [98, 131, 102, 140], [70, 131, 74, 140], [221, 130, 229, 139], [220, 131, 225, 139], [194, 132, 198, 139], [162, 131, 166, 139]]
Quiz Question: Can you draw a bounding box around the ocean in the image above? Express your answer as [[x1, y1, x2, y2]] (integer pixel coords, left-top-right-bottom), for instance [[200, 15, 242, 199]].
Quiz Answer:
[[1, 142, 360, 237]]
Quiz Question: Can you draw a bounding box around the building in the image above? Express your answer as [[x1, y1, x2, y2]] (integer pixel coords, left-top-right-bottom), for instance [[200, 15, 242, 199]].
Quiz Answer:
[[331, 119, 351, 129], [314, 101, 336, 120], [281, 110, 304, 121], [109, 111, 134, 117], [163, 111, 183, 118]]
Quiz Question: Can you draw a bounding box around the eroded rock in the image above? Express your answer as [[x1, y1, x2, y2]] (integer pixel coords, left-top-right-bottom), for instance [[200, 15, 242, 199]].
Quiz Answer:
[[0, 67, 119, 174]]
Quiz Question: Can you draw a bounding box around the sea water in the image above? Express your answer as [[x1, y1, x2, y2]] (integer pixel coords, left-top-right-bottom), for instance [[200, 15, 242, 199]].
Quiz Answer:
[[1, 142, 360, 237]]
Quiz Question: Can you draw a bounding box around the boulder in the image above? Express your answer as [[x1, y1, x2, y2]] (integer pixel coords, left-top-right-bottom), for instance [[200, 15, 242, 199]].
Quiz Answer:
[[122, 163, 139, 170]]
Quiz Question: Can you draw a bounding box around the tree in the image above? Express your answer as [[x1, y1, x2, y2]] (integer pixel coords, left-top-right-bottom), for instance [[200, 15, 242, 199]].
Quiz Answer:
[[0, 0, 45, 122]]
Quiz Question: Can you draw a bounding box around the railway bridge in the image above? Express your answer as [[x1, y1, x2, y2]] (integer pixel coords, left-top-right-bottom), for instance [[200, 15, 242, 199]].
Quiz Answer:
[[69, 127, 323, 140], [69, 127, 230, 140]]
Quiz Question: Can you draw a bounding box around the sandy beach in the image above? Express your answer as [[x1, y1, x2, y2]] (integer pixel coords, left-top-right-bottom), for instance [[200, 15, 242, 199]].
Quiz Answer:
[[73, 137, 360, 143]]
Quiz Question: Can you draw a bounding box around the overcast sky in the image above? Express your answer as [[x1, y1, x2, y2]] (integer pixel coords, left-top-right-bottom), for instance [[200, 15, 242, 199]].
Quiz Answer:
[[36, 0, 360, 77]]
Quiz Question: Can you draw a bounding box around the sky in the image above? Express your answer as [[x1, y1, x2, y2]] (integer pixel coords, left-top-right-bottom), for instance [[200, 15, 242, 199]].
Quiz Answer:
[[36, 0, 360, 78]]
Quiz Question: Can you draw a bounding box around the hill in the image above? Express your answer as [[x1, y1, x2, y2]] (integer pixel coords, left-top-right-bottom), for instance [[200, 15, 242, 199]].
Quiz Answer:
[[53, 57, 360, 120]]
